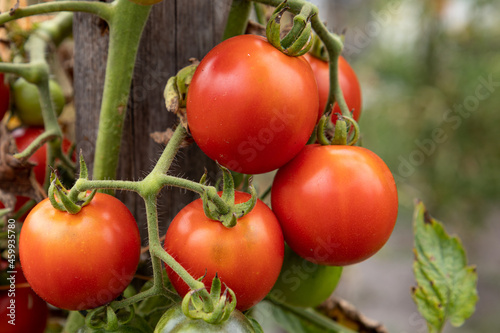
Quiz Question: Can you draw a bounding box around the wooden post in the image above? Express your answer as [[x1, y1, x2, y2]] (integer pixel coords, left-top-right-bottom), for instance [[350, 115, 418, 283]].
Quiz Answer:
[[73, 0, 232, 240]]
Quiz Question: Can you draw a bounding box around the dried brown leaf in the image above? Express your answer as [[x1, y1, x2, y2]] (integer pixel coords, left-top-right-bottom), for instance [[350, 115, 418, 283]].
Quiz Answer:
[[317, 296, 389, 333], [0, 124, 45, 211]]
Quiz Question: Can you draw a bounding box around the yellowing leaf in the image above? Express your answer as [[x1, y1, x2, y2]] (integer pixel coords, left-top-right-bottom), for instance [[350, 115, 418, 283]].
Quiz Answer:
[[412, 201, 478, 333]]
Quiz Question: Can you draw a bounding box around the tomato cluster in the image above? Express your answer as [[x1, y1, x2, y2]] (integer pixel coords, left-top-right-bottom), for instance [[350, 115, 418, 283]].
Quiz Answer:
[[164, 33, 397, 311], [8, 30, 396, 331]]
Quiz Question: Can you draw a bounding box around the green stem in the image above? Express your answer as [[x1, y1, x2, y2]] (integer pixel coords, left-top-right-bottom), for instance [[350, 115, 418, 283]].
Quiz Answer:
[[74, 179, 141, 193], [149, 126, 188, 176], [92, 0, 151, 185], [311, 17, 350, 117], [253, 2, 267, 26], [157, 175, 230, 214], [0, 1, 112, 25], [111, 285, 160, 311], [143, 195, 213, 311], [222, 0, 252, 41]]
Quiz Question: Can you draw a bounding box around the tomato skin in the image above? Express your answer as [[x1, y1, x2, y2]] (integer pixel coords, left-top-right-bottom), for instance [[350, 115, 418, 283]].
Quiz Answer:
[[19, 193, 141, 310], [0, 266, 48, 333], [12, 78, 65, 126], [0, 72, 10, 120], [164, 191, 284, 311], [271, 145, 398, 266], [303, 53, 362, 122], [154, 304, 255, 333], [270, 245, 342, 308], [187, 34, 318, 174]]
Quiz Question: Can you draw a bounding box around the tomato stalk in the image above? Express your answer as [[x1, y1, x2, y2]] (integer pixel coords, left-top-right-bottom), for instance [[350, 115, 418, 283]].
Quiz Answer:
[[222, 0, 253, 41], [92, 0, 151, 186], [0, 1, 113, 25]]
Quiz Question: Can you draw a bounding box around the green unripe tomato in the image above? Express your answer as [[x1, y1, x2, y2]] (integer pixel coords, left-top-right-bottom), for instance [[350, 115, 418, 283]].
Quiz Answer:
[[269, 245, 343, 308], [12, 77, 65, 126], [154, 304, 256, 333]]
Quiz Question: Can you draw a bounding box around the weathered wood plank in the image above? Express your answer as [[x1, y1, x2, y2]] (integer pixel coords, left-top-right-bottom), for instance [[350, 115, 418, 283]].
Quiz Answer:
[[74, 0, 232, 241]]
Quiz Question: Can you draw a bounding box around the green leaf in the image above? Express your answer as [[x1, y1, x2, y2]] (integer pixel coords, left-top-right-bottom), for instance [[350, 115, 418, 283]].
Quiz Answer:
[[412, 201, 478, 332], [252, 300, 355, 333], [63, 311, 86, 333]]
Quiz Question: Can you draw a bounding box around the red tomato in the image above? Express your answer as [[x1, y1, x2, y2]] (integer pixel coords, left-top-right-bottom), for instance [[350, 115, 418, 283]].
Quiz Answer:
[[164, 191, 284, 311], [0, 72, 9, 120], [271, 145, 398, 266], [19, 193, 141, 310], [303, 53, 362, 122], [0, 265, 48, 333], [187, 34, 318, 174]]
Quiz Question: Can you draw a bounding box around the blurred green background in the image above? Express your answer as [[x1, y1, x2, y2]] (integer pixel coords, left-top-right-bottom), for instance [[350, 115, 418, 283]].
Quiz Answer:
[[310, 0, 499, 332]]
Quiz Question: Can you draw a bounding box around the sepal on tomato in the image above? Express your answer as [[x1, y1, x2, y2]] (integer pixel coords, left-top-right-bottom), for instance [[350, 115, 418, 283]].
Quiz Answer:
[[317, 114, 360, 146], [266, 0, 316, 56], [47, 161, 97, 214], [84, 305, 135, 331], [180, 275, 237, 325], [201, 164, 257, 228]]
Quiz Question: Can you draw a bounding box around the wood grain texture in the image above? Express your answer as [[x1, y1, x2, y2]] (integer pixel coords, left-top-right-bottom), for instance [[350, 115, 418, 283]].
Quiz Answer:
[[74, 0, 232, 241]]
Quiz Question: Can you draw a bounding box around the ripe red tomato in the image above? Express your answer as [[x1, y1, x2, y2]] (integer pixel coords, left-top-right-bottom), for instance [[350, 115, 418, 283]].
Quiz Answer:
[[187, 34, 318, 174], [271, 145, 398, 266], [164, 191, 284, 311], [0, 72, 10, 120], [0, 264, 48, 333], [303, 53, 362, 122], [19, 193, 141, 310]]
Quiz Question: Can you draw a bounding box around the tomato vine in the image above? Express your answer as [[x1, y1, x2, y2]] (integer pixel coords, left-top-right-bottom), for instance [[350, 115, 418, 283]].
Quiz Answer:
[[0, 0, 479, 332]]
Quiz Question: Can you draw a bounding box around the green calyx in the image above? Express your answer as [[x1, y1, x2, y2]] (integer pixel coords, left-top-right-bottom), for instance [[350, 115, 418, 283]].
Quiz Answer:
[[266, 0, 316, 56], [317, 114, 360, 146], [48, 152, 96, 214], [201, 164, 257, 228], [84, 305, 135, 331], [181, 275, 237, 325]]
